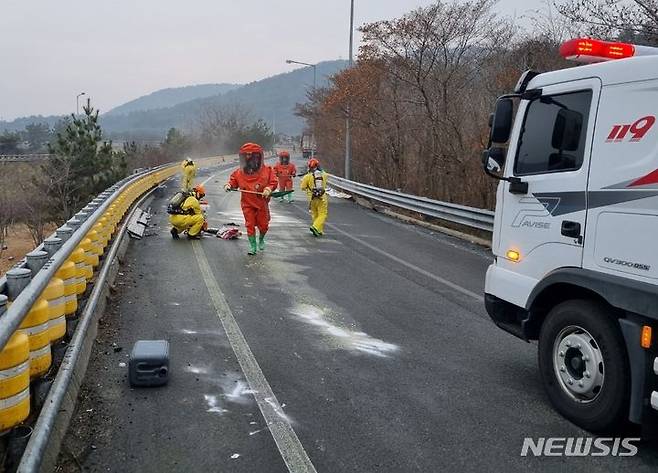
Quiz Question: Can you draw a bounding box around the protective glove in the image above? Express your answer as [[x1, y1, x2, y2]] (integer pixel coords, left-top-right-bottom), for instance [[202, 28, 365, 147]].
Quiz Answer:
[[224, 184, 232, 192], [262, 187, 272, 198]]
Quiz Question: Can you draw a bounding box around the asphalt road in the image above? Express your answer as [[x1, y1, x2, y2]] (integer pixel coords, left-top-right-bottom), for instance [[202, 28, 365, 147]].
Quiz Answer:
[[57, 162, 658, 472]]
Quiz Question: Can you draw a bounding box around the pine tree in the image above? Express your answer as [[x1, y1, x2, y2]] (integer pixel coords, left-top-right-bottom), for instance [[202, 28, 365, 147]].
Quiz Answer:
[[42, 100, 127, 221]]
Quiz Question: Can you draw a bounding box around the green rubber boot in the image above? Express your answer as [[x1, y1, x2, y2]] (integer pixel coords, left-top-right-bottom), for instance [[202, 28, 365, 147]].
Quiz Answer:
[[247, 236, 258, 255], [258, 234, 266, 251]]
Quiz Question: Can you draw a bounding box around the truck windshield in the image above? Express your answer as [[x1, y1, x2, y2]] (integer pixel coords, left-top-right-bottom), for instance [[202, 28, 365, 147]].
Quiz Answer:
[[514, 90, 592, 175]]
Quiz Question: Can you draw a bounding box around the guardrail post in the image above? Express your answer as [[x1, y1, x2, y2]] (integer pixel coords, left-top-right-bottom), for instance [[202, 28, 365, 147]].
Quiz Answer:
[[75, 210, 90, 222], [66, 218, 82, 230], [25, 251, 49, 274], [6, 268, 32, 301], [55, 226, 74, 243], [43, 237, 63, 258], [0, 295, 6, 316]]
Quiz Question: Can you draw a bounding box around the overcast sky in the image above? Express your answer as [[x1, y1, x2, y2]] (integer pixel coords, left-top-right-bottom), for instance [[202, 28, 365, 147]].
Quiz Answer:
[[0, 0, 545, 120]]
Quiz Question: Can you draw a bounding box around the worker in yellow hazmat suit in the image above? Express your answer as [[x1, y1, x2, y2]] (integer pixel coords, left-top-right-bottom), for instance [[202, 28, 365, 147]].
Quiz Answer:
[[169, 184, 206, 240], [181, 157, 197, 191], [300, 158, 328, 237]]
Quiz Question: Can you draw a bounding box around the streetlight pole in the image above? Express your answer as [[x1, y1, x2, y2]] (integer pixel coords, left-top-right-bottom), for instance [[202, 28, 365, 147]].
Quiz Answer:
[[285, 59, 317, 93], [286, 59, 318, 150], [76, 92, 86, 115], [345, 0, 354, 180]]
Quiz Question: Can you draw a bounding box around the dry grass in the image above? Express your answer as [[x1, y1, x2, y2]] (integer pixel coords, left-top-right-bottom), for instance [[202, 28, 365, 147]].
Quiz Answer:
[[0, 224, 56, 276]]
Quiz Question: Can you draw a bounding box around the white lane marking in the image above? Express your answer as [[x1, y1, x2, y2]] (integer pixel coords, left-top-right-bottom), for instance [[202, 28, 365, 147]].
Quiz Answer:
[[201, 173, 218, 186], [199, 163, 236, 187], [192, 242, 317, 473], [326, 221, 482, 301]]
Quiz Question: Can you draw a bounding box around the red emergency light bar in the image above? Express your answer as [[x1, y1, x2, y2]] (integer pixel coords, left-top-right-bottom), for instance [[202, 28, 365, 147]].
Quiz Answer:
[[560, 38, 635, 63]]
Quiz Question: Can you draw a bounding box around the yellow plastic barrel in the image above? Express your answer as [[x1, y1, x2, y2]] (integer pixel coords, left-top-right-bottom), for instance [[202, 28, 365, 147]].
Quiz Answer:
[[56, 261, 78, 317], [70, 248, 88, 295], [18, 299, 51, 379], [0, 332, 30, 431], [41, 278, 66, 343], [93, 220, 110, 249], [79, 238, 98, 273], [87, 229, 104, 260], [104, 209, 118, 236]]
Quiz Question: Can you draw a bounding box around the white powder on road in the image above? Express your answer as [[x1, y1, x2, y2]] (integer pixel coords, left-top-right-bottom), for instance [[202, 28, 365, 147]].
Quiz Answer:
[[204, 394, 229, 414], [291, 304, 398, 358]]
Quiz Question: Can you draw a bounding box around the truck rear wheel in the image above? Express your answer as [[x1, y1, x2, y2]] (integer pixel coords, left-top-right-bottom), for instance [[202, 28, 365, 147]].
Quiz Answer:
[[538, 299, 629, 432]]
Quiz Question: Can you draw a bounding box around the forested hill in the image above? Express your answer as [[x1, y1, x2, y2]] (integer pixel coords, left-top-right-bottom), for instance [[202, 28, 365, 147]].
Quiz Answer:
[[104, 83, 241, 117], [99, 59, 348, 137]]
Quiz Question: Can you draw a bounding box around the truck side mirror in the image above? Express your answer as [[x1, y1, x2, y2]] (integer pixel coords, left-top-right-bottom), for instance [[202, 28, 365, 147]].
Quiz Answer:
[[490, 98, 514, 144], [552, 109, 583, 151], [482, 147, 506, 174]]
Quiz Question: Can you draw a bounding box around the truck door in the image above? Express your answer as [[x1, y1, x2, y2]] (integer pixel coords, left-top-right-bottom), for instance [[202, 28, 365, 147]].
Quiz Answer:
[[584, 78, 658, 282], [497, 78, 601, 287]]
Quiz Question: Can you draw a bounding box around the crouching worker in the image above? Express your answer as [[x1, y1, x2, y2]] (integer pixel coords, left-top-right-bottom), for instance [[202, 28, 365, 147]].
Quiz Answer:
[[300, 158, 328, 237], [168, 184, 206, 240], [224, 142, 277, 255]]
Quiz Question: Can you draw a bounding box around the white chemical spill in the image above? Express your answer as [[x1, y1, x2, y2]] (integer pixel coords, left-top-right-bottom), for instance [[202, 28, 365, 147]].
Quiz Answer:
[[291, 304, 398, 358], [264, 397, 291, 423], [204, 394, 229, 414], [215, 210, 301, 226], [225, 380, 258, 402], [181, 328, 222, 337], [186, 365, 210, 375]]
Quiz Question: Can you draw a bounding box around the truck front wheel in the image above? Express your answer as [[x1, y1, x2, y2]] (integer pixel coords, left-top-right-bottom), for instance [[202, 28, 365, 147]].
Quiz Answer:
[[538, 299, 629, 432]]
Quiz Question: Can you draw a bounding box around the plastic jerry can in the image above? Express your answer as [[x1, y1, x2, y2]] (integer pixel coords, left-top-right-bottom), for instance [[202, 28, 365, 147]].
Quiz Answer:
[[129, 340, 169, 387]]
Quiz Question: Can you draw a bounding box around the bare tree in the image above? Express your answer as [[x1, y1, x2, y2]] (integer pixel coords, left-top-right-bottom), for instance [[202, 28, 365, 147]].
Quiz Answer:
[[0, 189, 17, 260], [198, 102, 252, 154], [20, 179, 53, 246], [298, 0, 579, 209], [555, 0, 658, 44]]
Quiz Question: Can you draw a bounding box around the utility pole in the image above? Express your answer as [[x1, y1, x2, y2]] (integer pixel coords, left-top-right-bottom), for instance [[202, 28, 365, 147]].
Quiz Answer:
[[345, 0, 354, 180]]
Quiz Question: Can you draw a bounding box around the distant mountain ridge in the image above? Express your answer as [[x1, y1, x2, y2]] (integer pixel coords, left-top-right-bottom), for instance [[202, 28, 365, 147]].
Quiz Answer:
[[104, 83, 241, 117], [100, 59, 348, 137], [0, 59, 348, 138]]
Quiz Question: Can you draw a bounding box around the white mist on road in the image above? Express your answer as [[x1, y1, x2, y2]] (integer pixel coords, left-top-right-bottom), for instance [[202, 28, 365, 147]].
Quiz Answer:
[[291, 304, 398, 358]]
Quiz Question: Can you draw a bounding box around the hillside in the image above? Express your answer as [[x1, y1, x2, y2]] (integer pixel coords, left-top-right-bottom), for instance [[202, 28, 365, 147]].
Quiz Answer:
[[100, 59, 348, 137], [0, 115, 66, 133], [104, 83, 241, 117], [1, 60, 348, 139]]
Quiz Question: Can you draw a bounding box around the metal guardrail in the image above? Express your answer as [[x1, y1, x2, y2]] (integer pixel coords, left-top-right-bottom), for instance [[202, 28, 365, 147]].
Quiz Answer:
[[328, 175, 494, 232], [0, 155, 230, 348], [0, 167, 175, 353], [0, 155, 230, 471], [0, 154, 52, 163]]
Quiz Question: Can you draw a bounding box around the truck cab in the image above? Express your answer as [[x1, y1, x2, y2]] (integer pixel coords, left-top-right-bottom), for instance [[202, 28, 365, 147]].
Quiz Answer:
[[483, 38, 658, 433]]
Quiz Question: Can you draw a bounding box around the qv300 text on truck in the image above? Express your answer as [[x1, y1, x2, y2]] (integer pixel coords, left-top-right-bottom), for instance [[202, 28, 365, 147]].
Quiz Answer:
[[482, 38, 658, 434]]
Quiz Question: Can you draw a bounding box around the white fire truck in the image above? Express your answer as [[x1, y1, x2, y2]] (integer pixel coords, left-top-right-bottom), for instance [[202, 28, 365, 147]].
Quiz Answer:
[[482, 38, 658, 433]]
